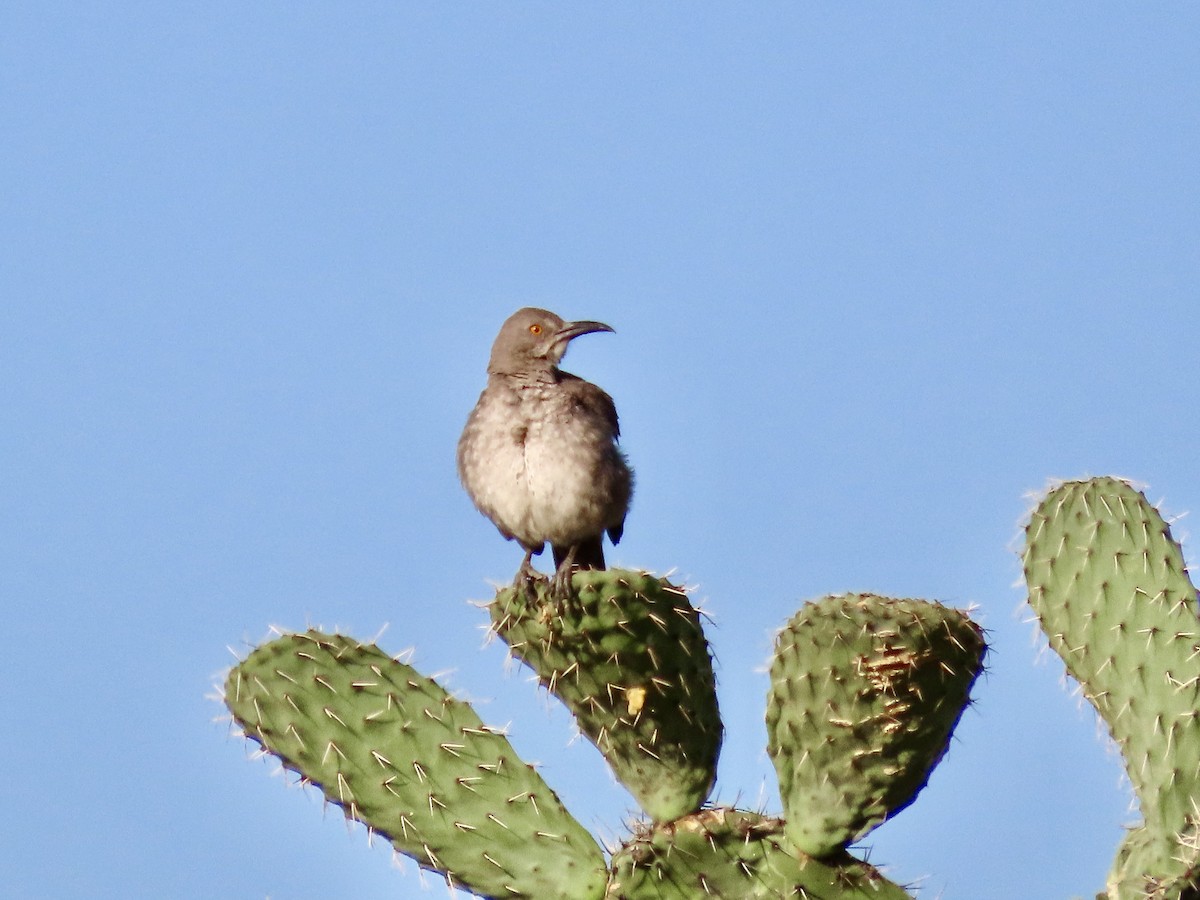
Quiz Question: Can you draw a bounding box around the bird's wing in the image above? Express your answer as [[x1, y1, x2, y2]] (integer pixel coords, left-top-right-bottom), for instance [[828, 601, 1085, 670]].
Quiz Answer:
[[558, 372, 620, 438]]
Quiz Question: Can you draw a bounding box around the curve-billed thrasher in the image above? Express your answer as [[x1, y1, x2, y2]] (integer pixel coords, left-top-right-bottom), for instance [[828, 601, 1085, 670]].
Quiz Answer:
[[458, 307, 633, 596]]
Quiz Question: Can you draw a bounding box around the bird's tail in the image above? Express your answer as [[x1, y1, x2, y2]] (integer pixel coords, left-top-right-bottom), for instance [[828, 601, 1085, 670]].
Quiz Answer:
[[554, 536, 606, 571]]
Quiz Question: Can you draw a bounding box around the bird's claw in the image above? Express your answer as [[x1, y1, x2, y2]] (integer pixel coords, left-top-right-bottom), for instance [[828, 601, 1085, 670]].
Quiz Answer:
[[550, 564, 575, 602], [512, 550, 544, 601]]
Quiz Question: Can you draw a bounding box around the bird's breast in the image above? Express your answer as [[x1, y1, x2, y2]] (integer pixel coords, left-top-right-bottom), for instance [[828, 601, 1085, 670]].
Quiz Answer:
[[458, 383, 624, 547]]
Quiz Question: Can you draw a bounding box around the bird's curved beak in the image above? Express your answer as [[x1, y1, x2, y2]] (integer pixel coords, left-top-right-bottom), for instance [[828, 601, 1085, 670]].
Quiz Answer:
[[555, 320, 615, 343], [544, 318, 614, 364]]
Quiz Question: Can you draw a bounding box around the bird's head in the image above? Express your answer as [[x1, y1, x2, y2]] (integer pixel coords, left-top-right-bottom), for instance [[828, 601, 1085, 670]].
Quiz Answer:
[[487, 307, 614, 376]]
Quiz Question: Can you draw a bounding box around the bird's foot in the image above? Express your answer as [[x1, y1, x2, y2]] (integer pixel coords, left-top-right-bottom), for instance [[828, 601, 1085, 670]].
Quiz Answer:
[[513, 569, 538, 601], [550, 564, 576, 602], [513, 550, 544, 601], [549, 544, 579, 603]]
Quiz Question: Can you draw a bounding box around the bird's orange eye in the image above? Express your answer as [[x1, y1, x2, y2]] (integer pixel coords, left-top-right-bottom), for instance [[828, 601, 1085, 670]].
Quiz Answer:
[[529, 324, 542, 335]]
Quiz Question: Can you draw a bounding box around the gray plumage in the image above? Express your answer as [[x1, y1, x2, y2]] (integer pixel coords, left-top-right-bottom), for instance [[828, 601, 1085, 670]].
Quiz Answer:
[[457, 307, 633, 594]]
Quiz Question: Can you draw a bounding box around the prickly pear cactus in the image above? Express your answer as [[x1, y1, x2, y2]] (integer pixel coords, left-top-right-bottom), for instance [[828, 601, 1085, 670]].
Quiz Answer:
[[489, 570, 721, 822], [1023, 477, 1200, 899], [225, 630, 607, 899], [224, 572, 986, 898], [606, 808, 912, 899], [765, 593, 986, 856]]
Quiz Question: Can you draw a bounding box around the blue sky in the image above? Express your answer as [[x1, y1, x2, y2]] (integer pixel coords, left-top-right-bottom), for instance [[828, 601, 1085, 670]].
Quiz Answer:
[[4, 4, 1199, 898]]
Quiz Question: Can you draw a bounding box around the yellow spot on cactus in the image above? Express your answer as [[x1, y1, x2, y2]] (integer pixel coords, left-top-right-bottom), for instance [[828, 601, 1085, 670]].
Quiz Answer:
[[626, 686, 646, 716]]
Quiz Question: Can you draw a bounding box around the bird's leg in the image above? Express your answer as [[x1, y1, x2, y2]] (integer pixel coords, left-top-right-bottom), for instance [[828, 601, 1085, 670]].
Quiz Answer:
[[550, 544, 578, 600], [513, 547, 539, 597]]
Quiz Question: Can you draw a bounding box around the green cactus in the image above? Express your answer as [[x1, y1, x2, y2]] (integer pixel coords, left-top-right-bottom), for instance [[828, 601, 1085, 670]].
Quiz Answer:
[[224, 570, 986, 899], [1108, 822, 1200, 900], [489, 570, 721, 822], [225, 630, 607, 899], [1023, 477, 1200, 899], [606, 808, 913, 900], [765, 593, 986, 856], [218, 471, 1200, 896]]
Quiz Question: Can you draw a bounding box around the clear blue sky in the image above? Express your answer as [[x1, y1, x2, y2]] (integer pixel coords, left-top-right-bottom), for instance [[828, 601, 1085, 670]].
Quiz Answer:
[[4, 5, 1199, 898]]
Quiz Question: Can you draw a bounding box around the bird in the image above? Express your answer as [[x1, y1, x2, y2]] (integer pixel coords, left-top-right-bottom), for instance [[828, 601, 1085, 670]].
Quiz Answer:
[[457, 307, 633, 597]]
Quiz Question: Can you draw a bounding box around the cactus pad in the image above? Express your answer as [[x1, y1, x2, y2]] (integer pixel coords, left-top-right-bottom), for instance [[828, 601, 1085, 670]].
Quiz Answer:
[[766, 593, 986, 856], [1023, 477, 1200, 897], [224, 630, 607, 899], [1107, 822, 1200, 900], [606, 807, 913, 899], [489, 570, 721, 822]]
